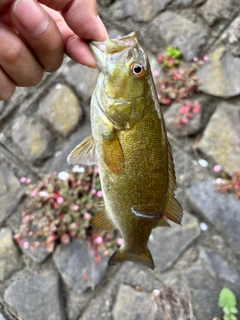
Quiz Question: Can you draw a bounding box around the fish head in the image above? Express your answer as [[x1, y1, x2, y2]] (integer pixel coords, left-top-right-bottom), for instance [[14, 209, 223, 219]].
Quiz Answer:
[[90, 32, 151, 102]]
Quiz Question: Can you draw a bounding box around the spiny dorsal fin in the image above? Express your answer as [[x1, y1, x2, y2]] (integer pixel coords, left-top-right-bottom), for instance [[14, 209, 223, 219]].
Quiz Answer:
[[102, 133, 125, 175], [164, 141, 183, 225], [67, 135, 96, 165], [90, 207, 116, 232]]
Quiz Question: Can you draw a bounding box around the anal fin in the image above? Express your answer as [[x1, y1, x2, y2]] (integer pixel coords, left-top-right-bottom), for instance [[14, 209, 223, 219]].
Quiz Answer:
[[90, 207, 116, 232]]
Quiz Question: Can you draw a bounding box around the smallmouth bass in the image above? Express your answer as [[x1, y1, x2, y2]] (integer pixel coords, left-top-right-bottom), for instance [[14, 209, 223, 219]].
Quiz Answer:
[[68, 32, 182, 269]]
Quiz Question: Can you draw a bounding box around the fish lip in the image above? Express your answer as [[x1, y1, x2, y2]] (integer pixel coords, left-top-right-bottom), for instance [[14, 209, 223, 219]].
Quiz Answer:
[[90, 31, 139, 70]]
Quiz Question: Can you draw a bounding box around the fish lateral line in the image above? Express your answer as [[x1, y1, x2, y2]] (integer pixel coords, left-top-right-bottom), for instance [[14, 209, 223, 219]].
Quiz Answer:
[[131, 207, 161, 219]]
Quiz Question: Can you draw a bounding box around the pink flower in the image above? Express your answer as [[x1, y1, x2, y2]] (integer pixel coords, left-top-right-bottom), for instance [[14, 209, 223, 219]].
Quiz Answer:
[[96, 191, 103, 198], [157, 94, 161, 99], [72, 205, 79, 211], [31, 189, 38, 197], [95, 236, 103, 244], [91, 189, 97, 195], [20, 177, 27, 183], [192, 104, 200, 114], [157, 54, 164, 63], [70, 223, 77, 229], [84, 212, 91, 219], [164, 97, 171, 105], [178, 106, 187, 114], [180, 117, 189, 124], [26, 178, 31, 184], [57, 197, 64, 204], [172, 73, 180, 80], [203, 55, 209, 61], [153, 70, 160, 77], [95, 167, 99, 174], [117, 238, 123, 246], [213, 165, 221, 172], [23, 241, 29, 249], [193, 57, 198, 62]]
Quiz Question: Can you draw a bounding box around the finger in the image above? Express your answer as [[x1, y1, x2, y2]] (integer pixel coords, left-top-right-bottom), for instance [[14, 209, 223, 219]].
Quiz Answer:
[[11, 0, 64, 72], [0, 67, 16, 101], [0, 22, 44, 86], [39, 0, 108, 41], [43, 6, 98, 67]]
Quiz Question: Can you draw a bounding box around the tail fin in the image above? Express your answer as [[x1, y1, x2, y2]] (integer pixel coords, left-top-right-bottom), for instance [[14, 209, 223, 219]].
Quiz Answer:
[[108, 247, 154, 270]]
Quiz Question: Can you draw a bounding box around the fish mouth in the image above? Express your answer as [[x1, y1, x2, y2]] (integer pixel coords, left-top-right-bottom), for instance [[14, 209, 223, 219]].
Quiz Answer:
[[90, 31, 139, 71]]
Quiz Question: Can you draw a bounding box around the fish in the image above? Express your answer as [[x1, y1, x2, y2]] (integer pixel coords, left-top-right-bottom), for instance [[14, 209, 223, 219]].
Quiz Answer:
[[67, 32, 183, 270]]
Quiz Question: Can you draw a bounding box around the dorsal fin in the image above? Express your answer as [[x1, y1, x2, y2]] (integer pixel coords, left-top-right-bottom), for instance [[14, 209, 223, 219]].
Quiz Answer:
[[90, 207, 116, 232], [67, 135, 96, 165], [164, 141, 183, 225]]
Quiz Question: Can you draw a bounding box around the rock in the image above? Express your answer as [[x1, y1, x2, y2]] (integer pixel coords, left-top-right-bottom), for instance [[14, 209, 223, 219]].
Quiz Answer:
[[108, 0, 172, 22], [52, 120, 91, 172], [0, 314, 6, 320], [186, 179, 240, 256], [12, 115, 55, 164], [4, 271, 65, 320], [196, 102, 240, 175], [175, 0, 205, 7], [197, 47, 240, 98], [39, 84, 83, 138], [148, 212, 200, 271], [200, 0, 238, 26], [66, 64, 99, 103], [179, 248, 240, 319], [53, 239, 107, 293], [20, 236, 51, 264], [0, 228, 23, 281], [112, 284, 153, 320], [0, 164, 24, 226], [141, 12, 207, 60], [164, 97, 218, 137], [0, 101, 3, 114], [220, 15, 240, 56]]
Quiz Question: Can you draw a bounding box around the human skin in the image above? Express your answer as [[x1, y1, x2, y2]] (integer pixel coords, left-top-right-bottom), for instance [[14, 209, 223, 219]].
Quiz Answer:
[[0, 0, 108, 100]]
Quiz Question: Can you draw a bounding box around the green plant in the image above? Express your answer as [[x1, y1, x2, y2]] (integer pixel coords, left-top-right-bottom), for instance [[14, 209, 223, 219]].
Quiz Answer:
[[217, 288, 238, 320], [16, 166, 121, 262]]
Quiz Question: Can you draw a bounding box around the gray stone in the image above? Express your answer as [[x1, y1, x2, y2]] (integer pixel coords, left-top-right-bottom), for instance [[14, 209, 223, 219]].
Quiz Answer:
[[197, 47, 240, 98], [39, 84, 82, 138], [66, 64, 99, 103], [196, 102, 240, 175], [164, 97, 218, 137], [200, 0, 238, 26], [149, 212, 200, 271], [175, 0, 205, 7], [142, 12, 207, 60], [179, 248, 240, 319], [0, 101, 4, 114], [0, 228, 23, 281], [0, 314, 6, 320], [109, 0, 172, 22], [186, 179, 240, 256], [4, 271, 65, 320], [53, 239, 107, 293], [112, 284, 153, 320], [12, 115, 55, 164], [220, 15, 240, 56], [0, 164, 24, 225], [20, 236, 51, 264]]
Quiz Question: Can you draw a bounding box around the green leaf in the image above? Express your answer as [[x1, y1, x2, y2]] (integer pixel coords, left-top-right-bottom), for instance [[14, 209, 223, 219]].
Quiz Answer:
[[229, 307, 238, 314], [223, 306, 230, 314], [229, 314, 237, 320], [219, 288, 236, 308]]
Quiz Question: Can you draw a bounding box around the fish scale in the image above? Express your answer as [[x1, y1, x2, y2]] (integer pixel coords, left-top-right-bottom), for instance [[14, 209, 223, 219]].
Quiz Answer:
[[67, 32, 183, 269]]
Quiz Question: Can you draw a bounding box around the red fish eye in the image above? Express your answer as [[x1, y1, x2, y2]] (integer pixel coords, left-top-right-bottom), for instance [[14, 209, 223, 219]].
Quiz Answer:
[[131, 63, 145, 77]]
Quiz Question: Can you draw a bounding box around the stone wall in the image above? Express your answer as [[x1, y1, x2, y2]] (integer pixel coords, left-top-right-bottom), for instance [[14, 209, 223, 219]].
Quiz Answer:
[[0, 1, 240, 319]]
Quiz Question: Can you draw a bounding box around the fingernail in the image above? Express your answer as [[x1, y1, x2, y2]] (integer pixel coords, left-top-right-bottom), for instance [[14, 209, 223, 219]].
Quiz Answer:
[[13, 0, 49, 36], [97, 16, 108, 40]]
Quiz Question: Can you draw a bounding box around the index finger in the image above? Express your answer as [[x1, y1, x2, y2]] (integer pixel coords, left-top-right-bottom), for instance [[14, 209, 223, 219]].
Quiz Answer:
[[38, 0, 108, 41]]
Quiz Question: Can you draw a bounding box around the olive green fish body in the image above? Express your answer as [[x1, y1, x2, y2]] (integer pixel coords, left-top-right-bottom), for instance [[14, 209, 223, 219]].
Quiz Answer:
[[68, 32, 182, 269]]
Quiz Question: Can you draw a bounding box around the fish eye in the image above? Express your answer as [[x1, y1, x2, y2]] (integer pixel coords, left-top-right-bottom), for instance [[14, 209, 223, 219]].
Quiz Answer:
[[131, 63, 145, 77]]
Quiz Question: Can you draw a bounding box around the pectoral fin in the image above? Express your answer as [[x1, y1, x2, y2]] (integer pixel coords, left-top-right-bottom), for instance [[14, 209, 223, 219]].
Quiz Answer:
[[157, 218, 171, 227], [90, 207, 116, 231], [102, 131, 125, 175], [67, 135, 96, 165]]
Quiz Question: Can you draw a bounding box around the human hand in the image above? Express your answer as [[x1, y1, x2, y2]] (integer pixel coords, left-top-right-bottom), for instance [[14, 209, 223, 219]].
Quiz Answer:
[[0, 0, 108, 100]]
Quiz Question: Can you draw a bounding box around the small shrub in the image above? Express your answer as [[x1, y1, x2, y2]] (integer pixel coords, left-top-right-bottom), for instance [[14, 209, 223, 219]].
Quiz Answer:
[[217, 288, 238, 320], [16, 166, 120, 261]]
